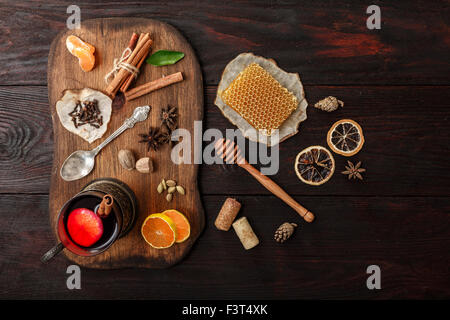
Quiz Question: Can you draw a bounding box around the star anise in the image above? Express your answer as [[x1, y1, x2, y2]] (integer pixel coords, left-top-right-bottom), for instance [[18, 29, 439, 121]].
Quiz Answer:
[[160, 106, 177, 131], [158, 130, 172, 146], [342, 160, 366, 180], [139, 127, 161, 151]]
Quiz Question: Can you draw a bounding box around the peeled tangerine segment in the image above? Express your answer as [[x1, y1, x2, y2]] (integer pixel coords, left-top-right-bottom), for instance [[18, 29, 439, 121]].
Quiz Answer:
[[66, 35, 96, 72], [66, 35, 95, 54], [73, 47, 95, 72]]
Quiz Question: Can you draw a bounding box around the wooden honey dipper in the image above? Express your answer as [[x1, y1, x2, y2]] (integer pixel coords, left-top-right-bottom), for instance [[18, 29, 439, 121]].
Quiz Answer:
[[214, 138, 315, 223]]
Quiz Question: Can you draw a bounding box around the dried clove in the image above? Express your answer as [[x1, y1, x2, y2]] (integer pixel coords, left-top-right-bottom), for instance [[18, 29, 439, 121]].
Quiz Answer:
[[68, 99, 103, 129]]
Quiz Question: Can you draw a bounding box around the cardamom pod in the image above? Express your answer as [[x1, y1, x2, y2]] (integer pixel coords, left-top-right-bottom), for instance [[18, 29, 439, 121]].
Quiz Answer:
[[157, 183, 164, 194], [166, 180, 176, 187], [176, 185, 185, 195], [168, 186, 176, 194], [166, 193, 173, 202], [161, 179, 167, 190]]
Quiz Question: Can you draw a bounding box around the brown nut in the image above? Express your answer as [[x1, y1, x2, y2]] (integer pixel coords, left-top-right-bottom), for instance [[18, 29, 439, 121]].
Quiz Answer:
[[136, 157, 154, 173], [118, 149, 135, 171]]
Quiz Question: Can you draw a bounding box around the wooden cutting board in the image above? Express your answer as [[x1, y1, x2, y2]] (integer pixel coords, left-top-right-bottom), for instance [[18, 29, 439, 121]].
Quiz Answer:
[[47, 18, 204, 269]]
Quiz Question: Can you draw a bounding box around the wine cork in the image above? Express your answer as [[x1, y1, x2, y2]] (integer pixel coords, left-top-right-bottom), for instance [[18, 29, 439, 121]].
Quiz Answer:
[[215, 198, 241, 231], [232, 217, 259, 250]]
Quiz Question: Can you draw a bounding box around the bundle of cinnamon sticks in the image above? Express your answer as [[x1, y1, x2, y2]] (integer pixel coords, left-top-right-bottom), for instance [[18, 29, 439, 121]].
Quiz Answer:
[[106, 32, 185, 101], [106, 33, 153, 97]]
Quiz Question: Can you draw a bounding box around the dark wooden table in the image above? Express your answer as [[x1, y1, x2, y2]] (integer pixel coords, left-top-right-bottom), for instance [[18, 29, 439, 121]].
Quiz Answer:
[[0, 0, 449, 299]]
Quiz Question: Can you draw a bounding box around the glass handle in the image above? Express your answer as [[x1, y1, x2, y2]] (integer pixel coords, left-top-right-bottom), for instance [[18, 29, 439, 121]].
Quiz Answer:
[[41, 242, 65, 264]]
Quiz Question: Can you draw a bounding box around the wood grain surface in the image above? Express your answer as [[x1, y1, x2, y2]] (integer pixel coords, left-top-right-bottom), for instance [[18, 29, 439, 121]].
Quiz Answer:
[[47, 18, 204, 268], [1, 1, 449, 86], [1, 194, 449, 299], [2, 86, 448, 196], [0, 0, 449, 299]]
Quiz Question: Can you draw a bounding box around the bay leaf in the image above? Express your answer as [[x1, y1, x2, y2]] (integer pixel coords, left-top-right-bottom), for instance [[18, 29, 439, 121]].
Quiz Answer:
[[146, 50, 185, 66]]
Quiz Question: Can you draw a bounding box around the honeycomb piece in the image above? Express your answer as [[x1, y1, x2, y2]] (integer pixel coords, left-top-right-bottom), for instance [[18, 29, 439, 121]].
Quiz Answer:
[[220, 63, 298, 135]]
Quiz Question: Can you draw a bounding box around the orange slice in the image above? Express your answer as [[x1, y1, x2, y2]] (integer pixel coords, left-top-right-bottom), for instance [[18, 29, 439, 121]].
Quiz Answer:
[[294, 146, 335, 186], [141, 213, 176, 249], [327, 119, 364, 157], [66, 35, 96, 72], [161, 210, 191, 243]]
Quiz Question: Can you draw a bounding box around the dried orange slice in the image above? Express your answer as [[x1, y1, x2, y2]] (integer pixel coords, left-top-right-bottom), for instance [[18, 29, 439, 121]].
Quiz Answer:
[[294, 146, 335, 186], [161, 210, 191, 243], [66, 35, 96, 72], [141, 213, 177, 249], [327, 119, 364, 157]]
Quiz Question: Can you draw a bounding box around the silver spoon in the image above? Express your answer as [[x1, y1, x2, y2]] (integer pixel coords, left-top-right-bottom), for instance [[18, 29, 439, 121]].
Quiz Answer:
[[60, 105, 151, 181]]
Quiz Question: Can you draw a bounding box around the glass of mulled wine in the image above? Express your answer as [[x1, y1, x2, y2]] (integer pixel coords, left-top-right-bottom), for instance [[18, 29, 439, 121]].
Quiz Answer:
[[41, 178, 137, 263], [59, 192, 120, 255]]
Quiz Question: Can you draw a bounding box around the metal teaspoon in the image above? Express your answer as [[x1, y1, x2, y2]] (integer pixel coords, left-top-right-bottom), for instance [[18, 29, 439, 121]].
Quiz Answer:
[[60, 105, 151, 181]]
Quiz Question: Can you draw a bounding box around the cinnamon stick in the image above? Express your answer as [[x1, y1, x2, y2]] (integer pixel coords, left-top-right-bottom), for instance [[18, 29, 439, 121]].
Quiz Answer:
[[124, 72, 184, 101], [120, 55, 147, 92], [111, 39, 152, 97], [119, 33, 145, 93], [97, 194, 114, 218], [127, 33, 139, 51], [114, 34, 139, 94], [106, 33, 152, 97], [120, 40, 151, 93]]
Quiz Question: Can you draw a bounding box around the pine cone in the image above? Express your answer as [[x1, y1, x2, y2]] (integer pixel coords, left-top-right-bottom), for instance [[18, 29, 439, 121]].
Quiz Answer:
[[274, 222, 298, 243], [314, 96, 344, 112]]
